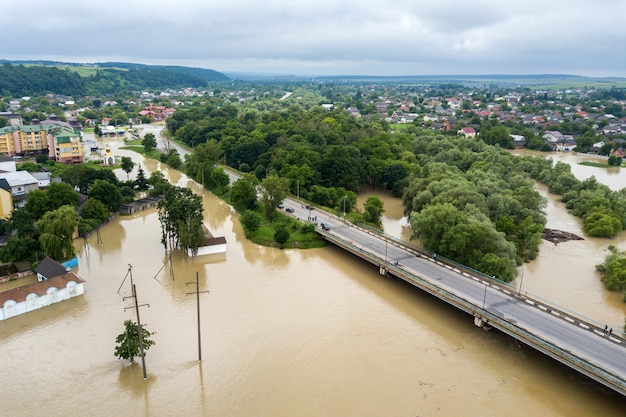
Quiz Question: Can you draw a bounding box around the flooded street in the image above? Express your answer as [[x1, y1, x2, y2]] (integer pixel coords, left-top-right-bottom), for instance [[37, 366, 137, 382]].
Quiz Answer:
[[1, 141, 625, 416]]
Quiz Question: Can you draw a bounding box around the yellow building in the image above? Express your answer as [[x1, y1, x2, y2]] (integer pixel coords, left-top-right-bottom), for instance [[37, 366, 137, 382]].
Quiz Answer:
[[0, 124, 49, 156], [53, 131, 83, 164], [0, 179, 13, 219], [0, 124, 83, 163]]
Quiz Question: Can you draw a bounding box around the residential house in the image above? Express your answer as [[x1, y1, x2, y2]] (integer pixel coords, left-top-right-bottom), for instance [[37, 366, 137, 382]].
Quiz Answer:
[[0, 179, 13, 219], [603, 125, 621, 135], [442, 118, 456, 131], [0, 112, 23, 127], [346, 106, 362, 118], [0, 170, 39, 208], [0, 263, 85, 321], [542, 131, 565, 143], [510, 134, 526, 148], [554, 137, 577, 151], [32, 171, 51, 188], [36, 256, 69, 282], [0, 156, 17, 172], [391, 111, 417, 124], [458, 127, 477, 138]]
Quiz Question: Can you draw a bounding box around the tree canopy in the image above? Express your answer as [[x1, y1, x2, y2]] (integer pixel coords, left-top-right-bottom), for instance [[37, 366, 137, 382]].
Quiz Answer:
[[36, 205, 79, 262], [157, 186, 205, 255], [114, 319, 156, 364]]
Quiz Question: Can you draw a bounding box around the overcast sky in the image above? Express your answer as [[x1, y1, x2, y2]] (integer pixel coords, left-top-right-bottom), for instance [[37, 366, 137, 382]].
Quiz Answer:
[[5, 0, 626, 77]]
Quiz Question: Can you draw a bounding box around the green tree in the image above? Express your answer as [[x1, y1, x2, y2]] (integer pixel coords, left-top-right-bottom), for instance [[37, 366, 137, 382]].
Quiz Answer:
[[134, 165, 148, 190], [260, 174, 290, 220], [89, 179, 123, 212], [35, 154, 49, 164], [231, 175, 258, 209], [584, 207, 622, 238], [0, 236, 41, 263], [157, 186, 204, 255], [482, 126, 512, 148], [47, 182, 79, 209], [142, 132, 157, 152], [121, 156, 135, 180], [8, 209, 38, 238], [382, 163, 408, 196], [81, 198, 111, 223], [240, 210, 261, 237], [37, 205, 79, 262], [25, 189, 51, 219], [363, 196, 384, 224], [162, 149, 182, 169], [114, 319, 156, 364], [274, 225, 290, 248], [410, 202, 517, 281], [595, 246, 626, 292]]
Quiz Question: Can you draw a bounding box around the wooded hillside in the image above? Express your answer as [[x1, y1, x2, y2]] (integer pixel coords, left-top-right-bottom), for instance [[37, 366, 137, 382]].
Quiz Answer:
[[0, 62, 229, 97]]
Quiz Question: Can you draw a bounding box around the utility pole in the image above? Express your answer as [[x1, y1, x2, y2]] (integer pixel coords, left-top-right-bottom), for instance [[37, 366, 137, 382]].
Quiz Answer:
[[117, 263, 135, 295], [186, 272, 210, 362], [124, 282, 150, 380]]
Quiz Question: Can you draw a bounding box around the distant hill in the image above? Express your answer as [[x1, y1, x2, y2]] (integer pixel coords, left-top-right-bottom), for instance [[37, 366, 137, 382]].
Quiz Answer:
[[0, 60, 230, 97], [97, 62, 230, 82]]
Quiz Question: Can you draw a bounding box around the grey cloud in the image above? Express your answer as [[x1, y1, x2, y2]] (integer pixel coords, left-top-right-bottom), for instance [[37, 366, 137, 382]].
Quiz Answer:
[[3, 0, 626, 76]]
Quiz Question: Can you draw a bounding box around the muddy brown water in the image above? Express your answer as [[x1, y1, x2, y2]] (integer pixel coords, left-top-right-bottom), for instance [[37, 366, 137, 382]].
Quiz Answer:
[[1, 142, 625, 416]]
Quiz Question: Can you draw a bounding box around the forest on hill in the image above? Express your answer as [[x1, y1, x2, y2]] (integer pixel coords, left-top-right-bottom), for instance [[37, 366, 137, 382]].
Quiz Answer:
[[0, 62, 229, 97]]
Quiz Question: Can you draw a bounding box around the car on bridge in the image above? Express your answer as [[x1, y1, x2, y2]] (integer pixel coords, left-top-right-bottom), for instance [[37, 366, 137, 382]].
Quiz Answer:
[[285, 207, 294, 213], [320, 222, 331, 230]]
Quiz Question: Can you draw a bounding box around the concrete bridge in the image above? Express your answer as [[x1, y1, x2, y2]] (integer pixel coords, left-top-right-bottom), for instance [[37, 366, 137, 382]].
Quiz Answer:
[[287, 204, 626, 397]]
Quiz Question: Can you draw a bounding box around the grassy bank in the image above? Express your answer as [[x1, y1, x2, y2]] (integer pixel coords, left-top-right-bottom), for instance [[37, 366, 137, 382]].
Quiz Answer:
[[125, 144, 327, 249]]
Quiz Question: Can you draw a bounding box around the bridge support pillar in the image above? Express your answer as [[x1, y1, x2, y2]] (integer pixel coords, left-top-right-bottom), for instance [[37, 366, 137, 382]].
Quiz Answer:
[[474, 315, 492, 331], [379, 266, 387, 276]]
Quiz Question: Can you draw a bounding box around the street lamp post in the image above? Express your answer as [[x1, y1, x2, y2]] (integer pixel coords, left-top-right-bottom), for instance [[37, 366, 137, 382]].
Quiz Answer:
[[482, 283, 488, 310], [384, 240, 388, 264], [343, 196, 347, 217]]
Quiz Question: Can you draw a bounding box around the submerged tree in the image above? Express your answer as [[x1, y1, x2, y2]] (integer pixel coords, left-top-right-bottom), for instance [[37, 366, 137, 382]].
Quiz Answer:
[[114, 319, 156, 364], [595, 245, 626, 293], [363, 196, 385, 224], [158, 186, 204, 255], [142, 132, 157, 152], [121, 156, 135, 180]]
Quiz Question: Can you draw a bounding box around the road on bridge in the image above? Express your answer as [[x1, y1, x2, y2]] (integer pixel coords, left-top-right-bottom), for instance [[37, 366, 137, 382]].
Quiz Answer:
[[282, 204, 626, 395]]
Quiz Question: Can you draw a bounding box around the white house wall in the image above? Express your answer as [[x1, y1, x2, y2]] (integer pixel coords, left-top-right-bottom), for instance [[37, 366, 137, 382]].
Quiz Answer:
[[0, 281, 84, 321]]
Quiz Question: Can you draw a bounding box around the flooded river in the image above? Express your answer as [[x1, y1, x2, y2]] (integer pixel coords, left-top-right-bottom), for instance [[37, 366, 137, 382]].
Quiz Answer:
[[1, 142, 625, 416]]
